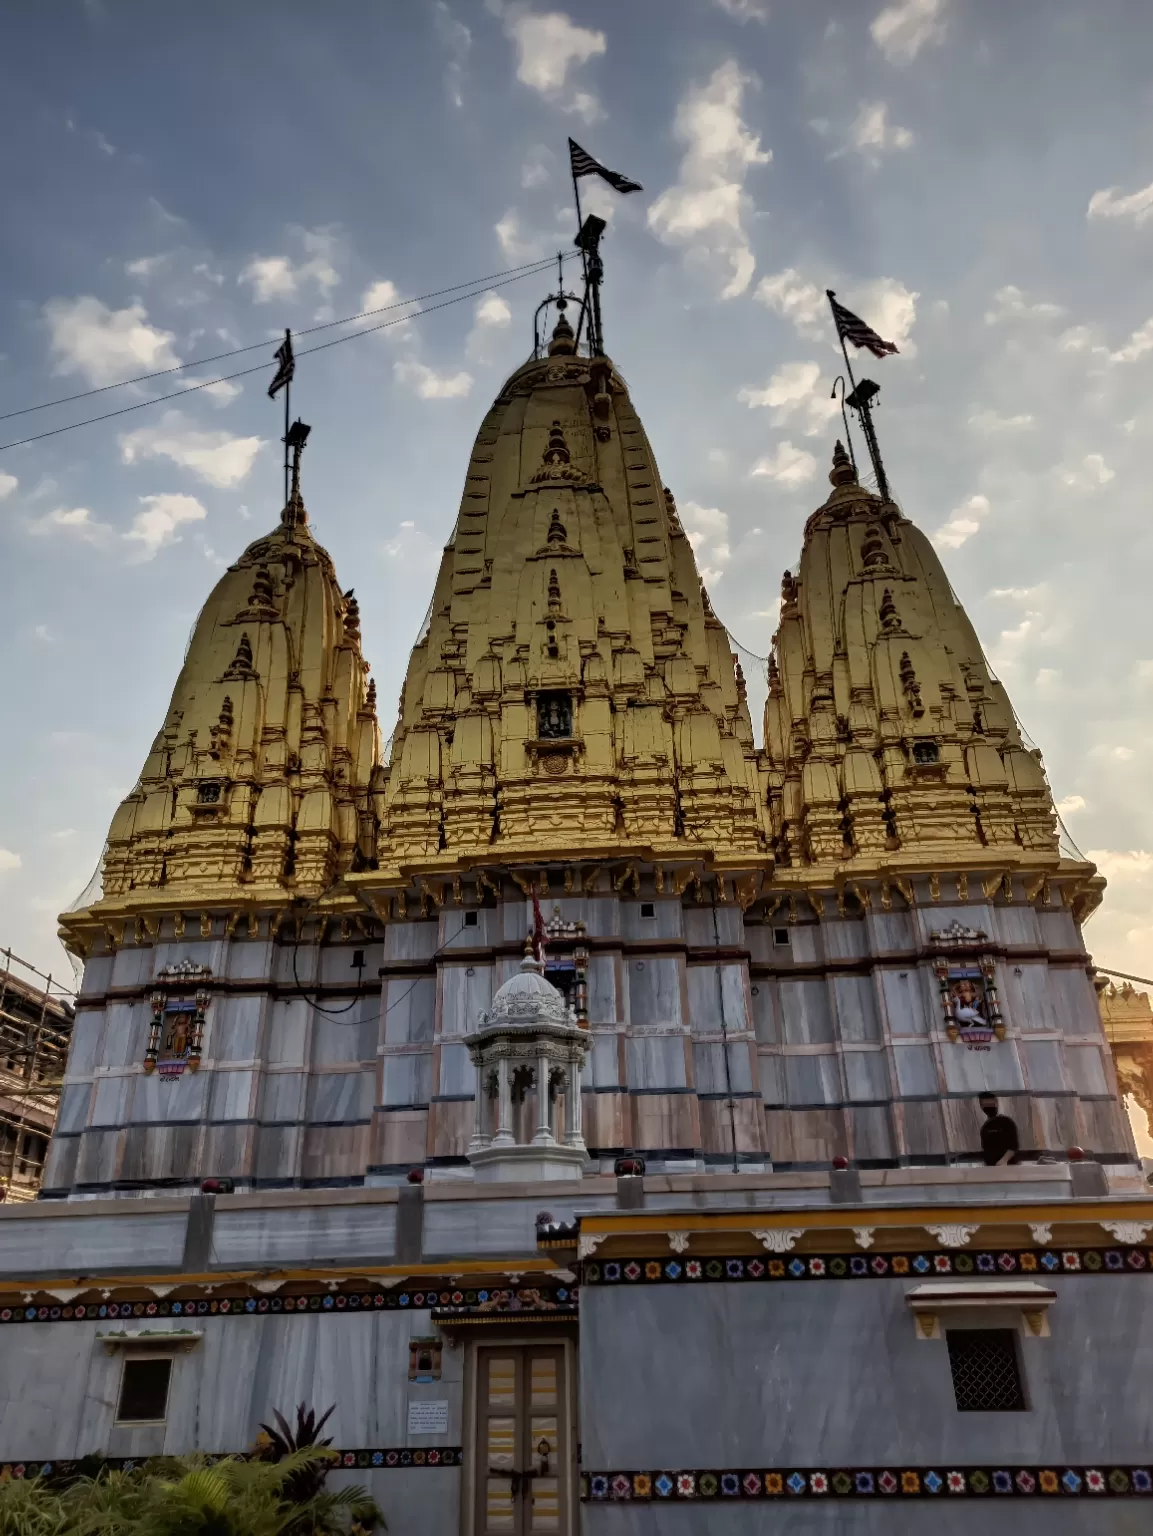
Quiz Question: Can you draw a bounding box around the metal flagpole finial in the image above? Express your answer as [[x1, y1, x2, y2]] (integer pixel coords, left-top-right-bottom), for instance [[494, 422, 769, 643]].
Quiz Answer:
[[282, 418, 311, 527]]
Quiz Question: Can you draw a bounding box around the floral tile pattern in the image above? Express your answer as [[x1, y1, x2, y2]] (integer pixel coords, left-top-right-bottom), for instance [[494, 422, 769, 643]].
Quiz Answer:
[[581, 1248, 1149, 1285], [0, 1448, 462, 1480], [582, 1466, 1153, 1500]]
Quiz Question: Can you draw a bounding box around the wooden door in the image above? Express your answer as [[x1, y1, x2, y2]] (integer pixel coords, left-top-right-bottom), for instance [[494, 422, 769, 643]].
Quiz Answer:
[[474, 1345, 571, 1535]]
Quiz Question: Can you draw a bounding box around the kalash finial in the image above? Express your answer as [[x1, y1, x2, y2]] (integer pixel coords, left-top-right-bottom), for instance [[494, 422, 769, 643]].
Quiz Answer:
[[548, 297, 576, 356], [829, 439, 857, 488]]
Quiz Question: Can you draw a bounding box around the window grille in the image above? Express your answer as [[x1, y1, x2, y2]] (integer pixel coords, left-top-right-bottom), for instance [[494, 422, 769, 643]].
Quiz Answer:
[[116, 1357, 173, 1422], [946, 1329, 1025, 1411]]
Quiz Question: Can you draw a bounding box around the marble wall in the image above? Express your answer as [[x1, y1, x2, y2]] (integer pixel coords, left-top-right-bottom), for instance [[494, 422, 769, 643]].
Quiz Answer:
[[45, 868, 1133, 1195]]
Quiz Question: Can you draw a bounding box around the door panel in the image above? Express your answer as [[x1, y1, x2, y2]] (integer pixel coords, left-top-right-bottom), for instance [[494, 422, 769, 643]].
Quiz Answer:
[[474, 1345, 571, 1536]]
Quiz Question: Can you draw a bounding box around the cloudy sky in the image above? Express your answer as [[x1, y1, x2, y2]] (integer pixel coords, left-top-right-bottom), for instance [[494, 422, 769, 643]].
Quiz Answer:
[[1, 0, 1152, 993]]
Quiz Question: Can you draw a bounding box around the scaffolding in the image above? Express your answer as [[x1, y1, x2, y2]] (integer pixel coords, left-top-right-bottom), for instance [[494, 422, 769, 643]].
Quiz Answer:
[[0, 948, 74, 1202]]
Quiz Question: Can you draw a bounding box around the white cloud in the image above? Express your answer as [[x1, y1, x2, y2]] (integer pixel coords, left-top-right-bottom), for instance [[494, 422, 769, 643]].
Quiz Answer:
[[1059, 453, 1114, 490], [932, 492, 990, 549], [0, 849, 20, 873], [493, 207, 573, 264], [648, 61, 770, 299], [394, 359, 474, 400], [984, 285, 1064, 325], [33, 624, 52, 642], [750, 441, 818, 488], [681, 501, 731, 583], [191, 378, 243, 407], [754, 269, 827, 339], [713, 0, 770, 19], [119, 413, 262, 489], [848, 277, 919, 353], [739, 361, 839, 436], [467, 291, 513, 361], [51, 827, 77, 840], [871, 0, 946, 63], [43, 296, 180, 385], [521, 146, 552, 188], [851, 101, 914, 159], [239, 228, 339, 304], [124, 254, 168, 278], [1109, 317, 1153, 364], [383, 519, 441, 575], [502, 8, 605, 118], [0, 472, 17, 500], [433, 1, 471, 108], [967, 409, 1035, 433], [1087, 181, 1153, 228], [1056, 794, 1086, 816], [123, 492, 207, 559], [29, 506, 113, 544]]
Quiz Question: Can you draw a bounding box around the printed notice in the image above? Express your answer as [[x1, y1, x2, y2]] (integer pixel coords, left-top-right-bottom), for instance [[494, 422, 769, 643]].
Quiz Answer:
[[408, 1399, 449, 1435]]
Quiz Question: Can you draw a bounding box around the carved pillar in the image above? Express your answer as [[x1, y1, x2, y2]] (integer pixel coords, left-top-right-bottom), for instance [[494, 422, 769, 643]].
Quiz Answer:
[[493, 1056, 514, 1146], [469, 1065, 490, 1153], [534, 1050, 553, 1144], [565, 1054, 584, 1147]]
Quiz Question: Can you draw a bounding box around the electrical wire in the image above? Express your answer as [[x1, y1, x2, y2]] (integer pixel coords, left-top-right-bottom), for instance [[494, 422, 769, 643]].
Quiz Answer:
[[1, 255, 573, 427], [0, 257, 572, 456]]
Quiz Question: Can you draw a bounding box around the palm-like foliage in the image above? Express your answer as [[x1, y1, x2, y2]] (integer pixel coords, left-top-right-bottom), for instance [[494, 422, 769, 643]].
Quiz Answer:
[[0, 1450, 382, 1536], [256, 1407, 336, 1506]]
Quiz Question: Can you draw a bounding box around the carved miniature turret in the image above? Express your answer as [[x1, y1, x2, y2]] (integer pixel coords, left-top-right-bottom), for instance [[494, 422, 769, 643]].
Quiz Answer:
[[763, 444, 1058, 869], [374, 331, 765, 868], [68, 442, 380, 941]]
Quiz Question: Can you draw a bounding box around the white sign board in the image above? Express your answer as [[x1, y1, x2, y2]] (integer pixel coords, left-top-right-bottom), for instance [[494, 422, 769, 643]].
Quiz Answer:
[[408, 1399, 449, 1435]]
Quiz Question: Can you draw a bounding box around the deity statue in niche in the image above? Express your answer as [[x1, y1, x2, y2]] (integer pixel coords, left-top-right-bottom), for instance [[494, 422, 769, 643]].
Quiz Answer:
[[537, 691, 573, 740], [942, 965, 996, 1049]]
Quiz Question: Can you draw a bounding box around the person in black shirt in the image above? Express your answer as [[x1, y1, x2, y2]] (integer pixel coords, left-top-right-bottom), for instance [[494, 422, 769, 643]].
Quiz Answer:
[[979, 1093, 1019, 1165]]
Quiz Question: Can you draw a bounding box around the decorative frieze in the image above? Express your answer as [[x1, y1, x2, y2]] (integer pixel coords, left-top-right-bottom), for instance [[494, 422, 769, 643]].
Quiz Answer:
[[584, 1464, 1153, 1501]]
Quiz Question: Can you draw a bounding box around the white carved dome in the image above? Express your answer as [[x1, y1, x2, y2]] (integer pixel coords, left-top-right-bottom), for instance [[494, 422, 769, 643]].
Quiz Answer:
[[482, 954, 572, 1029]]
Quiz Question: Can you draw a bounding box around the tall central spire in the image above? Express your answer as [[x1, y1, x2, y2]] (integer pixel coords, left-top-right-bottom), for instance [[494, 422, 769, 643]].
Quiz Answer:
[[376, 320, 765, 868]]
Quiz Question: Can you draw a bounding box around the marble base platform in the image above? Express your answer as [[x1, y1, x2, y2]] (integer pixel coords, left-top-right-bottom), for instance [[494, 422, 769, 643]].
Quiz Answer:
[[468, 1142, 591, 1182]]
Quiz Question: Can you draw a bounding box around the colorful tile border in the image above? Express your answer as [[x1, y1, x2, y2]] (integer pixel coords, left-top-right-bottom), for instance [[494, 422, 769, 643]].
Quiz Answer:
[[582, 1247, 1151, 1285], [583, 1466, 1153, 1500], [0, 1285, 576, 1328], [0, 1448, 462, 1480]]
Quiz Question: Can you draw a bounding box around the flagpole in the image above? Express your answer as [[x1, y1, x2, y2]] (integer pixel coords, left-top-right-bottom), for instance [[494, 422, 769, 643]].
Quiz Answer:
[[826, 292, 891, 502], [571, 150, 591, 352], [827, 291, 859, 398], [282, 328, 291, 508]]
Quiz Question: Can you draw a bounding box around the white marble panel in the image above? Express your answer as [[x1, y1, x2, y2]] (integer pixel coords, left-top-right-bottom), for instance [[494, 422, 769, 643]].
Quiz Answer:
[[441, 907, 498, 947], [1065, 1044, 1109, 1096], [683, 907, 742, 946], [211, 994, 265, 1063], [132, 1063, 209, 1123], [779, 978, 834, 1045], [101, 1000, 149, 1069], [382, 977, 436, 1046], [693, 1041, 753, 1095], [992, 904, 1043, 946], [0, 1211, 186, 1275], [998, 960, 1057, 1033], [152, 940, 223, 976], [211, 1205, 398, 1266], [757, 1052, 785, 1105], [831, 975, 881, 1043], [224, 940, 275, 981], [878, 967, 930, 1036], [109, 946, 156, 989], [941, 1039, 1025, 1094], [843, 1049, 891, 1102], [265, 997, 310, 1066], [622, 898, 682, 941], [384, 921, 439, 963], [259, 1070, 307, 1121], [585, 896, 621, 937], [1051, 966, 1105, 1038], [626, 957, 682, 1028], [626, 1034, 687, 1090], [90, 1073, 132, 1127], [208, 1069, 257, 1121], [67, 1010, 107, 1075], [438, 1043, 475, 1097], [867, 911, 915, 953], [381, 1053, 432, 1107], [1021, 1038, 1067, 1091], [304, 1069, 373, 1123], [78, 955, 113, 995], [783, 1052, 842, 1105], [58, 1081, 94, 1132], [423, 1196, 548, 1258], [309, 997, 377, 1066], [440, 963, 493, 1038], [786, 926, 821, 963], [821, 919, 867, 961], [318, 942, 383, 986], [892, 1042, 939, 1097], [587, 955, 617, 1024], [1038, 908, 1081, 950], [686, 963, 749, 1036]]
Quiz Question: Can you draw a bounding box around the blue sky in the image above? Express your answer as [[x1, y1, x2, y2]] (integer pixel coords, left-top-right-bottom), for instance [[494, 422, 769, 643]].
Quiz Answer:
[[2, 0, 1153, 990]]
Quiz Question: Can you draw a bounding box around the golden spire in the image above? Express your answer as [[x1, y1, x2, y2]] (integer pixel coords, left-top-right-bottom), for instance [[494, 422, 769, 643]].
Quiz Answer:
[[371, 339, 765, 869], [763, 443, 1059, 869], [63, 471, 379, 949]]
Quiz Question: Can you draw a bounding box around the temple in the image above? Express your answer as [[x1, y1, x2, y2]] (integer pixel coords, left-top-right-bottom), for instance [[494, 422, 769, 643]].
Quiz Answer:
[[1, 296, 1149, 1532]]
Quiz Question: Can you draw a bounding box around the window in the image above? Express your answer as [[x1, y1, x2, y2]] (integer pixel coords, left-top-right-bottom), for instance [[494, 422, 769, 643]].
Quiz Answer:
[[196, 781, 222, 804], [912, 740, 940, 765], [946, 1329, 1025, 1411], [640, 902, 656, 919], [117, 1357, 173, 1423], [773, 927, 790, 946], [464, 911, 479, 928]]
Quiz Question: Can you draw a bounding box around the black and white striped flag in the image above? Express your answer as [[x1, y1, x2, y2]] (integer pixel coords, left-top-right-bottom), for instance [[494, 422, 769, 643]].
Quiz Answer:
[[826, 291, 899, 358], [268, 332, 295, 398], [568, 138, 643, 195]]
